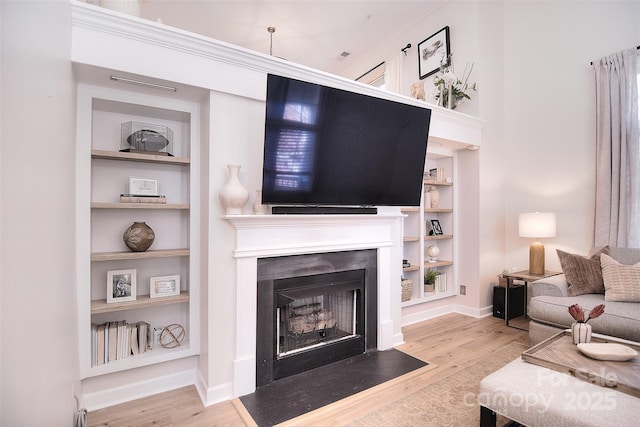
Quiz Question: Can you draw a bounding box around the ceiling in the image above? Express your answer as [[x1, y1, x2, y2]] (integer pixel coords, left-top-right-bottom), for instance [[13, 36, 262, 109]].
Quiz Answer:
[[139, 1, 445, 76]]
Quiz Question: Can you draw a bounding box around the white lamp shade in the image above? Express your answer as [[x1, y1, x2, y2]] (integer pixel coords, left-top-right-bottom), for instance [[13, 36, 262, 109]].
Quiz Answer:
[[519, 212, 556, 238]]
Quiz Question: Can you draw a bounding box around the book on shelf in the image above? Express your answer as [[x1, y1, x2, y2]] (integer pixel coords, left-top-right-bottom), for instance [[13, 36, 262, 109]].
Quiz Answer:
[[91, 320, 153, 366], [436, 273, 447, 292], [120, 194, 167, 204], [427, 168, 445, 182], [108, 322, 118, 362]]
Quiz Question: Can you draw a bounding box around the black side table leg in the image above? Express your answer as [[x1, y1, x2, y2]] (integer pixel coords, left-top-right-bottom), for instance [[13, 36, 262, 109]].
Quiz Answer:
[[480, 406, 496, 427]]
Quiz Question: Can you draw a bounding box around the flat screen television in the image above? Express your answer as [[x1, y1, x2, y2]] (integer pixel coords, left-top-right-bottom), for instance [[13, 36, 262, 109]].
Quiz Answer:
[[262, 74, 431, 211]]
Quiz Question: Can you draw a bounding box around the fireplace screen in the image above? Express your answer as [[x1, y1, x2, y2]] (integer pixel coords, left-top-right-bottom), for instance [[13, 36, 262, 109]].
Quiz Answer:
[[277, 289, 357, 358]]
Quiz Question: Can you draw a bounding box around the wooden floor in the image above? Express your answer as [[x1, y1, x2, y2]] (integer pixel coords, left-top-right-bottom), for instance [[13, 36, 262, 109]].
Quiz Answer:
[[87, 313, 529, 427]]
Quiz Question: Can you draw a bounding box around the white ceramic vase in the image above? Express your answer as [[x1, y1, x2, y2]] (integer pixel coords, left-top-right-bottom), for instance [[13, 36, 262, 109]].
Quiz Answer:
[[219, 164, 249, 215], [427, 186, 440, 209], [571, 322, 592, 344]]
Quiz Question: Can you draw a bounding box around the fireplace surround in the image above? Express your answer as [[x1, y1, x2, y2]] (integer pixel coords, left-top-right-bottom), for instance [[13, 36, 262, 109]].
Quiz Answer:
[[225, 213, 404, 396]]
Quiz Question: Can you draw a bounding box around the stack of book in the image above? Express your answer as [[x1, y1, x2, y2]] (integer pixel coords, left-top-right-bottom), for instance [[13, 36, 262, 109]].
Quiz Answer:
[[91, 320, 153, 366], [428, 168, 446, 182], [436, 273, 447, 292], [120, 194, 166, 204]]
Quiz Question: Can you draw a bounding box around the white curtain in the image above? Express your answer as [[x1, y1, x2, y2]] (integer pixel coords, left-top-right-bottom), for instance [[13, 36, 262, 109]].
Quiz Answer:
[[384, 54, 403, 94], [593, 48, 640, 248]]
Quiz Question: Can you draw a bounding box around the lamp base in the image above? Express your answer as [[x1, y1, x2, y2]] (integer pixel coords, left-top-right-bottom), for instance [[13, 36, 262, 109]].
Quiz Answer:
[[529, 241, 545, 275]]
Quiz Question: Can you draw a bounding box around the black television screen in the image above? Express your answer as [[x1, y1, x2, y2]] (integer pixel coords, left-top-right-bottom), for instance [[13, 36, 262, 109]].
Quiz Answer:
[[262, 74, 431, 208]]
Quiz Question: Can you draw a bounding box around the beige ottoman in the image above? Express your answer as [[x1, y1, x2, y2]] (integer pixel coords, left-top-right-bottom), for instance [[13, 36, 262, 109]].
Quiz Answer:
[[478, 357, 639, 427]]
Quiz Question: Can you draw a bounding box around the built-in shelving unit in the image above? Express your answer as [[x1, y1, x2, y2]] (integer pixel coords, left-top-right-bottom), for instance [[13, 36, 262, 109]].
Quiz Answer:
[[401, 150, 456, 305], [75, 84, 200, 379]]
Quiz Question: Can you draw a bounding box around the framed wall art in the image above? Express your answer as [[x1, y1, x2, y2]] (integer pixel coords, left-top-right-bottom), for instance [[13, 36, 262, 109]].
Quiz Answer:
[[418, 26, 450, 79], [150, 275, 181, 298], [107, 269, 137, 303]]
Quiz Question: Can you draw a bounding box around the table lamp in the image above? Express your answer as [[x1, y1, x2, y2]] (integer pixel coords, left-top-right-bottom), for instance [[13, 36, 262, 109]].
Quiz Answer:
[[519, 212, 556, 275]]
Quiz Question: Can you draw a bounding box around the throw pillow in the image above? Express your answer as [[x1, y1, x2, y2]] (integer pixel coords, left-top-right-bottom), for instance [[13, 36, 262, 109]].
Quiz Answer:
[[557, 246, 610, 296], [601, 253, 640, 302]]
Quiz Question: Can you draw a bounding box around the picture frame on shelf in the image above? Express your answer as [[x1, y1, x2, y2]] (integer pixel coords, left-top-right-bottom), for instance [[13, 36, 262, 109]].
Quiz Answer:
[[429, 219, 443, 235], [150, 275, 181, 298], [107, 269, 137, 303], [129, 177, 159, 196], [418, 26, 450, 79]]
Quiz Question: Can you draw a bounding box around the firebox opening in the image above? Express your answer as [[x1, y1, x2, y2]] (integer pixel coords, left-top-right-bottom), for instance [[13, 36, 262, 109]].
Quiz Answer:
[[256, 250, 378, 388], [276, 278, 361, 358]]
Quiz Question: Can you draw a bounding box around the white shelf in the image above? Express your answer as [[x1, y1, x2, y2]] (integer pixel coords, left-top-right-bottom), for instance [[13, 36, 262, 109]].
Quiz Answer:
[[76, 84, 200, 379], [401, 152, 456, 305]]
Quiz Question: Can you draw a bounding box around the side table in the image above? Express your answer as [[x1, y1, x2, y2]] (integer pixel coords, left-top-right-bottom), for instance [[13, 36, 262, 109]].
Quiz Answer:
[[502, 270, 561, 329]]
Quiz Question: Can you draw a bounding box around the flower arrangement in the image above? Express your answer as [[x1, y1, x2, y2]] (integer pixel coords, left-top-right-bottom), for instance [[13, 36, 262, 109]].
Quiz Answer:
[[568, 304, 605, 323], [433, 56, 476, 110]]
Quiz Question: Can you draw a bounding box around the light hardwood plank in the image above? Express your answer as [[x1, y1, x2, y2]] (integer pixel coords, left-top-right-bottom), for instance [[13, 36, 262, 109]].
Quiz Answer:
[[87, 313, 528, 427]]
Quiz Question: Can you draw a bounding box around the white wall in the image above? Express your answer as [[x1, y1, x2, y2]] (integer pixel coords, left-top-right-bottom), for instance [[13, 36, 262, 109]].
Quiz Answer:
[[344, 0, 640, 311], [1, 2, 79, 426]]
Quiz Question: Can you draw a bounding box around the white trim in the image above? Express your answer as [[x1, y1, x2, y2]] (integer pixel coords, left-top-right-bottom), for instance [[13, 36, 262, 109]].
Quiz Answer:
[[82, 368, 196, 411]]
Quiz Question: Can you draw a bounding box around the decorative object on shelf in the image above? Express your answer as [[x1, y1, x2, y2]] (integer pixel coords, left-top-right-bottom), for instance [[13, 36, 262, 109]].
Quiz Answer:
[[121, 121, 173, 155], [432, 56, 477, 110], [568, 303, 605, 344], [107, 269, 137, 303], [424, 269, 440, 293], [418, 26, 450, 79], [150, 275, 180, 298], [160, 324, 186, 348], [402, 259, 411, 269], [129, 177, 159, 196], [253, 190, 267, 215], [219, 164, 249, 215], [426, 245, 440, 263], [401, 277, 413, 302], [428, 167, 445, 182], [518, 212, 556, 275], [100, 0, 141, 17], [123, 221, 155, 252], [429, 219, 443, 235], [410, 81, 425, 100], [427, 186, 439, 208]]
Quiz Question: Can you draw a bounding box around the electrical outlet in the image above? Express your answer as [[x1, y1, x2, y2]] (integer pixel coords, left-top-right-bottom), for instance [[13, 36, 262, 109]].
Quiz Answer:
[[460, 285, 466, 295]]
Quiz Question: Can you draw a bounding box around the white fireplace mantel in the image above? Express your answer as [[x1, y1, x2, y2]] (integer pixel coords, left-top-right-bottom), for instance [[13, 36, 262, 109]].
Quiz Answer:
[[224, 213, 405, 396]]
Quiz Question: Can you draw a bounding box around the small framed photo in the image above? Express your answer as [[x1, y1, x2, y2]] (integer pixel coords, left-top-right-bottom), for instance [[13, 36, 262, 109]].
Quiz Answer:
[[429, 219, 444, 235], [107, 269, 137, 303], [150, 275, 181, 298], [129, 177, 159, 196], [418, 26, 450, 79]]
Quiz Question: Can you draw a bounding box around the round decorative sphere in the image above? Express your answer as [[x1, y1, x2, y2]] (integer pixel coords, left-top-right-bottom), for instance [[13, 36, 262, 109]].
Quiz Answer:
[[160, 324, 186, 349], [427, 245, 440, 259], [123, 221, 155, 252]]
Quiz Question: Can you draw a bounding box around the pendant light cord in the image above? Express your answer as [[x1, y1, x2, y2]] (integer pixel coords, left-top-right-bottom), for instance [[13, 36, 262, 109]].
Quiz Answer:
[[267, 27, 276, 56]]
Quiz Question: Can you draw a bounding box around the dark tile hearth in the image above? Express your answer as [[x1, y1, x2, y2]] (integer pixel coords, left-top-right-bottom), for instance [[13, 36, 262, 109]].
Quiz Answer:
[[239, 349, 427, 427]]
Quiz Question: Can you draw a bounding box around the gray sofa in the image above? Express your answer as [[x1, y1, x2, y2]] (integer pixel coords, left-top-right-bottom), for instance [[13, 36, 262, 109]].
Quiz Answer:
[[528, 246, 640, 345]]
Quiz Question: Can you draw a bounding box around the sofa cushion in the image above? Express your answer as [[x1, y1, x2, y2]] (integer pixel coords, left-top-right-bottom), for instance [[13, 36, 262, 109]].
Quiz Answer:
[[557, 246, 609, 296], [601, 253, 640, 302], [528, 293, 640, 343]]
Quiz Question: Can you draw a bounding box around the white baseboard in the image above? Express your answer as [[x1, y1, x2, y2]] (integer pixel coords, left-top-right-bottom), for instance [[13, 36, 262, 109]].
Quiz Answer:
[[401, 304, 494, 327], [82, 369, 196, 411], [195, 369, 234, 407]]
